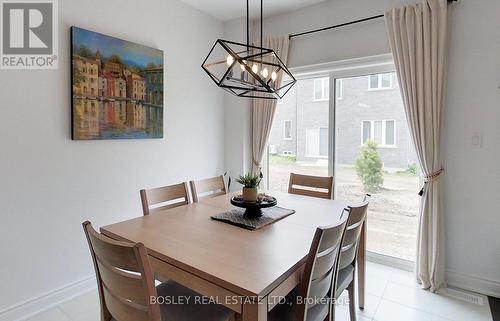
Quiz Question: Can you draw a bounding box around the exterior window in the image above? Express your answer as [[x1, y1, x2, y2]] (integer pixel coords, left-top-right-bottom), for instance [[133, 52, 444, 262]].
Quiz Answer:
[[306, 127, 328, 157], [313, 77, 329, 101], [336, 79, 343, 100], [368, 73, 393, 90], [385, 120, 395, 145], [361, 120, 396, 147], [319, 127, 328, 156], [283, 120, 292, 140]]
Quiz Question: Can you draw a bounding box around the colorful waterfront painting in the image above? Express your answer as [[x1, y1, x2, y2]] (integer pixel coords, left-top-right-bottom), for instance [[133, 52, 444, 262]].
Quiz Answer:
[[71, 27, 164, 140]]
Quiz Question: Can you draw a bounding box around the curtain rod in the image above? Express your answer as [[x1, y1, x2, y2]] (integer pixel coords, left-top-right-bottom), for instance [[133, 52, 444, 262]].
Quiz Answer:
[[289, 0, 458, 39]]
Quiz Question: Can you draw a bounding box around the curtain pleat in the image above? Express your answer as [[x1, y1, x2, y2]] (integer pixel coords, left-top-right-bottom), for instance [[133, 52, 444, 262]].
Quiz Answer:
[[251, 36, 290, 174]]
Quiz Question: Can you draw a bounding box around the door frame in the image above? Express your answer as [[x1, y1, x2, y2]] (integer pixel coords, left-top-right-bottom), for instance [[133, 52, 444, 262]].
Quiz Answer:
[[291, 53, 396, 183], [266, 54, 416, 268]]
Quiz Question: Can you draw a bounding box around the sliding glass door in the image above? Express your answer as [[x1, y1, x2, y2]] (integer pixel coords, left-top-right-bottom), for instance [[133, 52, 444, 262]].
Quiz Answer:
[[267, 57, 419, 262], [334, 72, 419, 261], [267, 75, 330, 192]]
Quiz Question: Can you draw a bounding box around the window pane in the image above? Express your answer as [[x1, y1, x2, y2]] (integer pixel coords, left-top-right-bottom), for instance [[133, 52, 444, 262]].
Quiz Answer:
[[284, 121, 291, 139], [362, 121, 371, 143], [323, 78, 329, 100], [314, 79, 322, 100], [369, 74, 379, 89], [319, 128, 328, 156], [335, 74, 420, 261], [385, 120, 395, 145], [306, 128, 319, 156], [381, 73, 392, 88], [336, 79, 342, 99], [374, 120, 383, 144], [268, 76, 329, 194]]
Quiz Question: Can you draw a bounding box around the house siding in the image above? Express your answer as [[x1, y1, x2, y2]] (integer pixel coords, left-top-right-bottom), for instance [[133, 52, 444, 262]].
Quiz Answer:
[[268, 73, 418, 170]]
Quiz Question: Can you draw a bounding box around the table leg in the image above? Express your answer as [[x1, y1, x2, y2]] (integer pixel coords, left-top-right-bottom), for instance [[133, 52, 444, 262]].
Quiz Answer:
[[236, 296, 268, 321], [357, 221, 366, 309]]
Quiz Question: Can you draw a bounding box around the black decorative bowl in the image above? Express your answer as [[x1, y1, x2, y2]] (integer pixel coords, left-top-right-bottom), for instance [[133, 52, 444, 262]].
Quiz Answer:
[[230, 195, 277, 217]]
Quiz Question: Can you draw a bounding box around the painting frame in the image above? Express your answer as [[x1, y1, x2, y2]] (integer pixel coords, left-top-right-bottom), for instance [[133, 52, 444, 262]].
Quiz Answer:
[[70, 26, 164, 140]]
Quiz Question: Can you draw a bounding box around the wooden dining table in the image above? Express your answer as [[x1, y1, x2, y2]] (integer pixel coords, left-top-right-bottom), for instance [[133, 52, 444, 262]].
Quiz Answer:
[[101, 191, 366, 321]]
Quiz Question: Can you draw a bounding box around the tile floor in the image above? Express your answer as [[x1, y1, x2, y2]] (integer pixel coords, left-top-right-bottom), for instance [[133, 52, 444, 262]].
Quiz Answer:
[[26, 262, 493, 321]]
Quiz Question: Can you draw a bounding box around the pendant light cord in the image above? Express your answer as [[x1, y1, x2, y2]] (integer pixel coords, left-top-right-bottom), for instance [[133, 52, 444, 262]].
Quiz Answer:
[[260, 0, 263, 56], [245, 0, 263, 52], [261, 0, 263, 47], [246, 0, 249, 49]]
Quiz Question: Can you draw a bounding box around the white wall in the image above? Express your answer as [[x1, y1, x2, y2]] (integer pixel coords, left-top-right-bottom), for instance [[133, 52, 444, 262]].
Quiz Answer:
[[225, 0, 500, 295], [0, 0, 225, 313], [443, 0, 500, 296]]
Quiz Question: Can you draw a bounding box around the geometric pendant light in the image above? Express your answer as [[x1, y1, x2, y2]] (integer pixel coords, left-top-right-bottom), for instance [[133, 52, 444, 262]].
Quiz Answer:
[[202, 0, 296, 100]]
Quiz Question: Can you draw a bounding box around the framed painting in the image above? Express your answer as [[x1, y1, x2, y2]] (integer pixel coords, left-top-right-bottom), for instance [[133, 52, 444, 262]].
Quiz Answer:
[[71, 27, 164, 140]]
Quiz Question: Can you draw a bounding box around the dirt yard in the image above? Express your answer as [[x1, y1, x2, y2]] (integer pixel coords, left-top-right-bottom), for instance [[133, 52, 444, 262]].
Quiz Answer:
[[268, 156, 419, 261]]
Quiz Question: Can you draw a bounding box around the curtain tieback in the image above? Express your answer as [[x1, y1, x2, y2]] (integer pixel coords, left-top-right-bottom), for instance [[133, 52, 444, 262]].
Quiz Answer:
[[419, 168, 444, 196], [252, 158, 264, 178], [424, 168, 445, 182]]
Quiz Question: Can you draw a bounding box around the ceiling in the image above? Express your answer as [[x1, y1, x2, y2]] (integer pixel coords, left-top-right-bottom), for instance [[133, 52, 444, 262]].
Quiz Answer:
[[181, 0, 329, 22]]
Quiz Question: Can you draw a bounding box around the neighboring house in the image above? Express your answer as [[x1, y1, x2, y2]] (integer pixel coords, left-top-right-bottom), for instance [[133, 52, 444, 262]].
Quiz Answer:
[[268, 72, 418, 170]]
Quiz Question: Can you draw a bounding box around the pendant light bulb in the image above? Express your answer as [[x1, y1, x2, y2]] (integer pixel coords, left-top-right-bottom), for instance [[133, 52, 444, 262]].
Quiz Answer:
[[226, 55, 234, 66], [271, 71, 277, 81], [262, 68, 269, 78], [240, 60, 247, 71], [252, 64, 259, 74]]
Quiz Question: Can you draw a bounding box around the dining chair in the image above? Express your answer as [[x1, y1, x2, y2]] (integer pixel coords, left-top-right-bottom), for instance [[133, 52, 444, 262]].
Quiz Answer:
[[82, 221, 234, 321], [189, 175, 227, 203], [140, 182, 190, 215], [288, 173, 334, 199], [268, 209, 349, 321], [334, 194, 370, 321]]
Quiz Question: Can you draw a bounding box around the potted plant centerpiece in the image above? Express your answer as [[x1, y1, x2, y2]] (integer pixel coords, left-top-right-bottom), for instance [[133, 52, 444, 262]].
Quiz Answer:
[[236, 172, 261, 203]]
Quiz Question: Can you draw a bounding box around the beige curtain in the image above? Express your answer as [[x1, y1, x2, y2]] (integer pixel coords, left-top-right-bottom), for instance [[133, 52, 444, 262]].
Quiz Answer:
[[252, 36, 291, 174], [385, 0, 449, 292]]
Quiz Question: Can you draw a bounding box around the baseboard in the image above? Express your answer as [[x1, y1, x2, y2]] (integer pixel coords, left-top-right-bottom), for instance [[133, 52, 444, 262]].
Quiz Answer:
[[446, 270, 500, 298], [0, 275, 97, 321]]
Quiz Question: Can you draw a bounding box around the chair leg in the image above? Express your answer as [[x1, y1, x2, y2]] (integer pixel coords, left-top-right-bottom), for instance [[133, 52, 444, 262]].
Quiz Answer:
[[348, 282, 357, 321], [329, 303, 335, 321]]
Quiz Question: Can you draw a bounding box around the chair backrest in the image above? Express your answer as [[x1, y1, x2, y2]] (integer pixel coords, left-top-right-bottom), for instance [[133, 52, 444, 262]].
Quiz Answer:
[[288, 173, 334, 199], [82, 221, 161, 321], [189, 175, 226, 202], [338, 194, 370, 270], [296, 209, 349, 321], [140, 182, 190, 215]]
